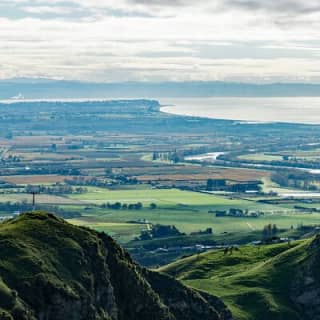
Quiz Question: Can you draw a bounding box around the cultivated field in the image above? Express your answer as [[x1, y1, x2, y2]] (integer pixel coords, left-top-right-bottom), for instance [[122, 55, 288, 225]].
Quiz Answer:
[[62, 187, 320, 240], [2, 100, 320, 253], [1, 175, 71, 184]]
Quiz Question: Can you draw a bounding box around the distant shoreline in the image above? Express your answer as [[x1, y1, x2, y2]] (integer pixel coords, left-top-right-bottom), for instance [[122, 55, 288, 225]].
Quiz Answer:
[[160, 97, 320, 125], [2, 96, 320, 126]]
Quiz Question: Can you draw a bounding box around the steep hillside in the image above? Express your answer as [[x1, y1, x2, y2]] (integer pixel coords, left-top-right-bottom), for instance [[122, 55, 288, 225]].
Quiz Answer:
[[0, 212, 231, 320], [161, 238, 320, 320]]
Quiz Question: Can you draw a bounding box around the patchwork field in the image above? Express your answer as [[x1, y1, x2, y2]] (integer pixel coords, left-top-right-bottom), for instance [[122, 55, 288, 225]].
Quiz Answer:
[[61, 187, 320, 241], [2, 99, 320, 265], [68, 187, 252, 206], [70, 219, 148, 242], [238, 153, 283, 161], [238, 148, 320, 163], [1, 175, 71, 184], [0, 193, 81, 205], [133, 165, 270, 183]]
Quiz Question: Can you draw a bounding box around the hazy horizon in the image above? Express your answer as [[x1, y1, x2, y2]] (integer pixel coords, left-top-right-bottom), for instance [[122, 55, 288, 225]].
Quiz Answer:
[[2, 79, 320, 100]]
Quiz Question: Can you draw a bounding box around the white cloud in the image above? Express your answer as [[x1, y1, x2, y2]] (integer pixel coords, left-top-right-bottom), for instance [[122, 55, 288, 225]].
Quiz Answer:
[[1, 0, 320, 82], [22, 6, 66, 14]]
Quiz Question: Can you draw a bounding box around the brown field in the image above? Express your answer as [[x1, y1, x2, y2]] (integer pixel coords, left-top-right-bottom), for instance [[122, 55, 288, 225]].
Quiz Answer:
[[1, 175, 73, 184], [0, 193, 82, 205], [5, 151, 84, 161], [0, 135, 96, 148], [0, 136, 60, 147], [135, 167, 270, 182]]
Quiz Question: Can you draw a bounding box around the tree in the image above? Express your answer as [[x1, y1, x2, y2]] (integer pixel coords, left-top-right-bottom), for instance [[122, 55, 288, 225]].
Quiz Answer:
[[272, 224, 278, 235], [262, 224, 272, 238], [150, 203, 157, 210], [134, 202, 143, 210], [206, 179, 214, 191], [262, 223, 278, 238]]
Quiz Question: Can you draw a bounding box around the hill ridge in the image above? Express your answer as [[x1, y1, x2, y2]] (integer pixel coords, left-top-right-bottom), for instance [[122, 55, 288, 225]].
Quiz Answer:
[[0, 212, 231, 320], [161, 237, 320, 320]]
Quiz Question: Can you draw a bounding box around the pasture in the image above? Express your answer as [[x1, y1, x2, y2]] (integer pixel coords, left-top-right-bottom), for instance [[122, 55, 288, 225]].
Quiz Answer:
[[69, 218, 147, 243], [64, 187, 320, 241], [161, 240, 308, 319], [238, 153, 283, 161], [68, 187, 254, 206]]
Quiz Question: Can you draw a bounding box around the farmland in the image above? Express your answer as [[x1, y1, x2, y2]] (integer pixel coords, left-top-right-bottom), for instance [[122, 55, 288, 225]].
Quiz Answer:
[[1, 99, 320, 265], [238, 149, 320, 164], [238, 153, 283, 162], [65, 185, 320, 246], [1, 175, 72, 184]]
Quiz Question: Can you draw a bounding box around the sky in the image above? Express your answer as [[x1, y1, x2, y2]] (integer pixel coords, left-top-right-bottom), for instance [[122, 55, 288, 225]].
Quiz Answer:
[[1, 0, 320, 83]]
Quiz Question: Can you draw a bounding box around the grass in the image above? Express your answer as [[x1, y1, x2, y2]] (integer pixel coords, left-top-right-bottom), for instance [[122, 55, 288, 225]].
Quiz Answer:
[[62, 186, 320, 242], [160, 239, 311, 320], [239, 149, 320, 163], [238, 153, 283, 162], [2, 185, 320, 244], [69, 219, 148, 242], [68, 187, 281, 211], [68, 186, 250, 206], [282, 149, 320, 161], [63, 187, 320, 242], [75, 208, 320, 240], [0, 211, 230, 320], [261, 177, 308, 195], [3, 184, 320, 244]]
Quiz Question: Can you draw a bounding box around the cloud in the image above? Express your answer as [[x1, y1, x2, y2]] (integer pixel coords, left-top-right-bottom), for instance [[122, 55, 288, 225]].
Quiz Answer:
[[22, 5, 73, 15], [1, 0, 320, 82], [220, 0, 320, 14]]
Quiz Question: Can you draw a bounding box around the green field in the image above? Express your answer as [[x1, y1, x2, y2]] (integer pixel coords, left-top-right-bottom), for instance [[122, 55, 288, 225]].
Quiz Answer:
[[260, 177, 315, 196], [239, 149, 320, 163], [283, 149, 320, 161], [70, 219, 148, 243], [64, 187, 320, 242], [238, 153, 283, 161], [68, 186, 252, 206], [161, 239, 311, 320], [2, 185, 320, 243]]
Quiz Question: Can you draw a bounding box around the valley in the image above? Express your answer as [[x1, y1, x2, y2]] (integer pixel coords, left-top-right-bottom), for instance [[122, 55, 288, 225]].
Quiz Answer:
[[1, 99, 320, 318]]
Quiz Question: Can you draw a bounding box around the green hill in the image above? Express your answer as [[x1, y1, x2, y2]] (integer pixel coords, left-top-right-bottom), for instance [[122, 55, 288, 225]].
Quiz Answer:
[[0, 212, 231, 320], [160, 238, 320, 320]]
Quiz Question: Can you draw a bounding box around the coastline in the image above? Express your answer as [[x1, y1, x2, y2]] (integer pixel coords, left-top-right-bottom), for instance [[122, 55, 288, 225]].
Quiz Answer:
[[159, 96, 320, 125]]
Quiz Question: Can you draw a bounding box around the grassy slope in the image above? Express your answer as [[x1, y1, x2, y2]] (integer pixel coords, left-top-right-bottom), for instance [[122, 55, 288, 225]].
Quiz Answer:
[[160, 239, 312, 320], [0, 212, 231, 320]]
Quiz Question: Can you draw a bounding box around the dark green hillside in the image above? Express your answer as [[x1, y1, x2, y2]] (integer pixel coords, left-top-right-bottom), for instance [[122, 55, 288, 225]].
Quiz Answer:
[[161, 238, 320, 320], [0, 212, 230, 320]]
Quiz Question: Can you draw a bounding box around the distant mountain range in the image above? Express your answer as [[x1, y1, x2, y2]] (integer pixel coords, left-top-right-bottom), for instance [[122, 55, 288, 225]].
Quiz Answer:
[[1, 78, 320, 99]]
